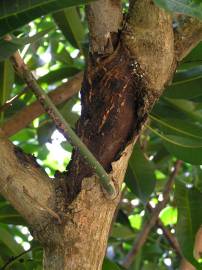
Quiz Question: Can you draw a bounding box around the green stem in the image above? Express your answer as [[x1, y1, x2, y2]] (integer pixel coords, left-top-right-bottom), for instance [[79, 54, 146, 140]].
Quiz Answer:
[[13, 61, 115, 197]]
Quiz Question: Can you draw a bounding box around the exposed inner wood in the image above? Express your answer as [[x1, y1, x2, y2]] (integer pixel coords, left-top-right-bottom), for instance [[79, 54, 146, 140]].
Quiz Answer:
[[65, 43, 156, 201]]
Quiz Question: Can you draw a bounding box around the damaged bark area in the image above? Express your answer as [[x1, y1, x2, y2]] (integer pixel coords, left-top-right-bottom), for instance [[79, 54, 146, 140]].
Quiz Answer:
[[65, 43, 156, 201], [65, 0, 174, 202]]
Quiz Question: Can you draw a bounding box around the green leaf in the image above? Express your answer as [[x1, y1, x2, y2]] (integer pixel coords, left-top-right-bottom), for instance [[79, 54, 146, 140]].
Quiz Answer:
[[129, 214, 143, 230], [163, 136, 202, 165], [0, 0, 94, 37], [53, 7, 85, 50], [0, 204, 26, 225], [148, 126, 202, 165], [141, 262, 167, 270], [153, 98, 202, 125], [38, 66, 81, 84], [37, 120, 55, 145], [125, 144, 156, 203], [0, 226, 25, 255], [103, 258, 122, 270], [0, 60, 14, 122], [175, 181, 202, 268], [150, 114, 202, 140], [193, 166, 202, 192], [153, 0, 202, 21], [181, 43, 202, 69], [116, 210, 132, 229], [111, 224, 135, 240], [164, 66, 202, 99], [174, 66, 202, 83], [159, 206, 177, 226], [0, 27, 53, 61]]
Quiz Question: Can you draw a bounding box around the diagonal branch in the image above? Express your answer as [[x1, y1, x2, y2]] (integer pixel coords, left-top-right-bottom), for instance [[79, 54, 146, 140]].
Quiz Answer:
[[122, 160, 182, 268], [174, 17, 202, 61], [0, 131, 56, 227], [147, 203, 182, 257], [10, 51, 116, 197], [1, 72, 83, 137]]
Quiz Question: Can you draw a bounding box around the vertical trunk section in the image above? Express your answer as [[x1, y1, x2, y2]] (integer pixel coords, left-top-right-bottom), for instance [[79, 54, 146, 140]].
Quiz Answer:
[[40, 1, 175, 269], [43, 144, 134, 270]]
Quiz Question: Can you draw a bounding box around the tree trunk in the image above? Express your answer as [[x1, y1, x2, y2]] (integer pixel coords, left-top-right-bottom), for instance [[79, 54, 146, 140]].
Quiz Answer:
[[37, 1, 175, 269], [42, 144, 134, 270]]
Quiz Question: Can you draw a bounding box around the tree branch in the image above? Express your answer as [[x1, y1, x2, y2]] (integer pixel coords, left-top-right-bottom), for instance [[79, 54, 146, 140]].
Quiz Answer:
[[147, 203, 182, 257], [1, 72, 83, 137], [122, 160, 182, 268], [0, 131, 56, 227], [174, 17, 202, 61], [86, 0, 122, 54], [10, 51, 116, 197]]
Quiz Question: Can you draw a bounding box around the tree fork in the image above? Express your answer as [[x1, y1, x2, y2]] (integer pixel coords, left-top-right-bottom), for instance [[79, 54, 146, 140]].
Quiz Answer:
[[44, 1, 176, 269], [65, 0, 175, 202]]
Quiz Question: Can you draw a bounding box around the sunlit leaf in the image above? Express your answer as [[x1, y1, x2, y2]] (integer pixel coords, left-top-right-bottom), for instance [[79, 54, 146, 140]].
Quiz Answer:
[[0, 226, 25, 255], [53, 7, 85, 50], [154, 0, 202, 21], [0, 0, 95, 37], [159, 206, 177, 226], [0, 27, 53, 61], [125, 144, 156, 203], [176, 181, 202, 268]]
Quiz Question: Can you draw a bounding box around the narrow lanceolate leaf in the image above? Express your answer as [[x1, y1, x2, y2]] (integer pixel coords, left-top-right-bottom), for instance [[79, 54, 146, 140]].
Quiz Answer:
[[125, 144, 156, 203], [175, 181, 202, 268], [164, 66, 202, 99], [181, 43, 202, 69], [153, 0, 202, 21], [150, 115, 202, 140], [0, 204, 26, 225], [0, 27, 53, 62], [148, 126, 202, 165], [0, 60, 14, 121], [0, 0, 94, 37], [0, 226, 25, 255], [53, 7, 85, 50], [103, 257, 122, 270]]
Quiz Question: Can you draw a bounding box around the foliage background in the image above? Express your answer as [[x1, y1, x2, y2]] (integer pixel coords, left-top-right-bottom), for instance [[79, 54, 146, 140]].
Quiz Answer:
[[1, 0, 202, 269]]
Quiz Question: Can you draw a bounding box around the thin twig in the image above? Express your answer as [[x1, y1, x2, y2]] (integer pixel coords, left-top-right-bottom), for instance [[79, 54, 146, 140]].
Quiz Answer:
[[122, 160, 182, 268], [9, 49, 115, 198], [1, 72, 83, 137], [147, 203, 182, 257]]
